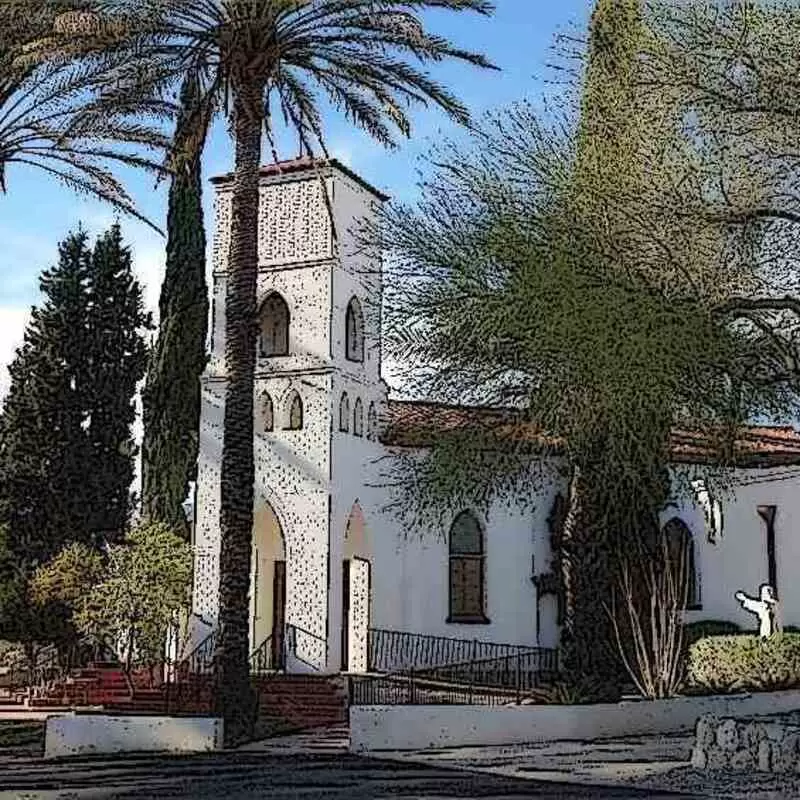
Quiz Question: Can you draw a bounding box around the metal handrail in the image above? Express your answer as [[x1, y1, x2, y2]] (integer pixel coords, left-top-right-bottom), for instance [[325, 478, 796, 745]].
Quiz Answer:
[[286, 622, 327, 645], [367, 627, 549, 673], [414, 646, 557, 676], [285, 622, 327, 671], [249, 634, 274, 674]]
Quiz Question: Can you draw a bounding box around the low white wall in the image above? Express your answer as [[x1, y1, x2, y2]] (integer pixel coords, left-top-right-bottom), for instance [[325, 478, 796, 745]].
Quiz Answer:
[[44, 714, 223, 759], [350, 690, 800, 752]]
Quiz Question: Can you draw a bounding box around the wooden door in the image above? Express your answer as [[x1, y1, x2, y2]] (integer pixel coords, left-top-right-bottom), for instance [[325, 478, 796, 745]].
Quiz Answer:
[[272, 560, 286, 670]]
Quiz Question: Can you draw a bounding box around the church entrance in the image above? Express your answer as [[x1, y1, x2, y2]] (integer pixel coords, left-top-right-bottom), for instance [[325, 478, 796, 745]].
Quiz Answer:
[[342, 502, 372, 673], [250, 499, 286, 670]]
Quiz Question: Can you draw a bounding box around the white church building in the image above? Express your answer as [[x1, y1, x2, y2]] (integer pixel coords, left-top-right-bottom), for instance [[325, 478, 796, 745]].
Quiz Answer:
[[190, 157, 800, 676]]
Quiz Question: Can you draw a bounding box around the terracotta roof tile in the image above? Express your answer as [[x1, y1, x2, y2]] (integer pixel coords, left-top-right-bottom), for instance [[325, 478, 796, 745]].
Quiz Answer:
[[381, 401, 800, 468]]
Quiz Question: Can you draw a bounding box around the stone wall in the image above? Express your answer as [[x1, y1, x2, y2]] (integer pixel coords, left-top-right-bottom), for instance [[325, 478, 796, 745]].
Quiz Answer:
[[691, 713, 800, 773]]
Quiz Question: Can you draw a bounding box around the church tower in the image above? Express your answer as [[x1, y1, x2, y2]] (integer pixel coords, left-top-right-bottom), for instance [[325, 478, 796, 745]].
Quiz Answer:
[[192, 158, 389, 673]]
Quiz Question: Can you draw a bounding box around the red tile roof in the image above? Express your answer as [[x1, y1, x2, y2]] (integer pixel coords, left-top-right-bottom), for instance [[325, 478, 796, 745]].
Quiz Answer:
[[381, 400, 800, 468], [209, 156, 390, 201]]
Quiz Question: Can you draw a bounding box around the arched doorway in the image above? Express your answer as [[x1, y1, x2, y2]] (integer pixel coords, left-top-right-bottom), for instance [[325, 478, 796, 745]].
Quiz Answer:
[[250, 498, 287, 670], [342, 502, 372, 673]]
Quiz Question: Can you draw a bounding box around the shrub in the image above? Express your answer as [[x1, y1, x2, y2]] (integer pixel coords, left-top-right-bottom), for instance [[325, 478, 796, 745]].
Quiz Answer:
[[522, 676, 622, 705], [684, 620, 742, 649], [687, 633, 800, 694]]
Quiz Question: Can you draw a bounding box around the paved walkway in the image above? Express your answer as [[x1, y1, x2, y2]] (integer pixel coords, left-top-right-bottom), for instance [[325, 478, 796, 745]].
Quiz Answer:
[[238, 724, 350, 755], [365, 731, 800, 799], [353, 732, 693, 789], [0, 746, 692, 799]]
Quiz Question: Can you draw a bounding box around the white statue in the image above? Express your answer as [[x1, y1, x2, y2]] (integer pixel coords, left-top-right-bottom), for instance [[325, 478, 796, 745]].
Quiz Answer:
[[735, 584, 781, 638]]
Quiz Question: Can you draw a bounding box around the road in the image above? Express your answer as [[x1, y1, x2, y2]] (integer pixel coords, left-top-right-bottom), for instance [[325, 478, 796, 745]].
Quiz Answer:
[[0, 750, 702, 799]]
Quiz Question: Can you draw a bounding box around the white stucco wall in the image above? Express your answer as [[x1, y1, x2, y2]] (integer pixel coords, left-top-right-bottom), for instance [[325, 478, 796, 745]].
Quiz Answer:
[[45, 715, 223, 759], [349, 455, 565, 663], [195, 158, 800, 678], [350, 690, 800, 751], [672, 466, 800, 630]]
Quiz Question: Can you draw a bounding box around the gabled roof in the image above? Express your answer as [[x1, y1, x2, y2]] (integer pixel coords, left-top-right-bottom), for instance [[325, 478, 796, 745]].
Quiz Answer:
[[381, 400, 800, 468]]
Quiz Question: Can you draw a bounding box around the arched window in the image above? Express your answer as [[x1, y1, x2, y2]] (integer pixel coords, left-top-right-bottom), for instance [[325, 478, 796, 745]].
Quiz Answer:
[[258, 392, 274, 432], [339, 392, 350, 433], [258, 293, 290, 357], [448, 511, 487, 623], [663, 517, 700, 609], [367, 402, 377, 441], [345, 297, 364, 363], [286, 391, 303, 431], [353, 398, 364, 437]]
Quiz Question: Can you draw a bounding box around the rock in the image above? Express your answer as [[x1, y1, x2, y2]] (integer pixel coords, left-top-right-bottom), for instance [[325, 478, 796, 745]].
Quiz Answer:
[[744, 722, 765, 754], [716, 719, 739, 752], [706, 747, 729, 770], [774, 732, 800, 774], [763, 722, 786, 741], [690, 746, 708, 769], [758, 738, 772, 772], [695, 715, 718, 749], [730, 749, 754, 770]]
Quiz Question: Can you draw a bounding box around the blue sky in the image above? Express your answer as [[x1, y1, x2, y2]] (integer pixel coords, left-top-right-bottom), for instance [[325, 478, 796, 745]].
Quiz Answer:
[[0, 0, 593, 400]]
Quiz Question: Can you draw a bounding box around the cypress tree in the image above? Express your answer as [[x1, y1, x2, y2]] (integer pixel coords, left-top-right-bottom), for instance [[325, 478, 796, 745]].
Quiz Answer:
[[0, 231, 92, 565], [0, 231, 93, 658], [82, 224, 150, 542], [141, 73, 209, 537]]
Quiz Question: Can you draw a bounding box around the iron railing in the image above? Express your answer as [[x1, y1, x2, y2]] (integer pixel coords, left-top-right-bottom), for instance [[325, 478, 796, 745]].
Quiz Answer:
[[367, 627, 547, 673], [249, 634, 275, 674], [286, 622, 327, 671], [352, 646, 558, 706], [163, 629, 217, 714]]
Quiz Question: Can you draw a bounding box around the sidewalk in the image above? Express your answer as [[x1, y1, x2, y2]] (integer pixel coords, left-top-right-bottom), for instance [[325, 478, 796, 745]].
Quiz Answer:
[[367, 732, 800, 799], [370, 732, 692, 788], [238, 723, 350, 755]]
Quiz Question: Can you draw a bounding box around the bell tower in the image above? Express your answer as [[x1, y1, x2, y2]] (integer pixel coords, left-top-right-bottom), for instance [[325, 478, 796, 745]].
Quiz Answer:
[[192, 158, 389, 671]]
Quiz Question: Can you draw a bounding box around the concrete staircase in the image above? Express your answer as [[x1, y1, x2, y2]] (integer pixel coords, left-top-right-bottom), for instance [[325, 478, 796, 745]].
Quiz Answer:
[[254, 675, 349, 734], [30, 662, 135, 707], [28, 664, 351, 735]]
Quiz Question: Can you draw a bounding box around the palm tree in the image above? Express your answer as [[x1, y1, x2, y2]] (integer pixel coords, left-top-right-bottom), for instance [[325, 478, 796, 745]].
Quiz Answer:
[[0, 0, 167, 229], [57, 0, 497, 742]]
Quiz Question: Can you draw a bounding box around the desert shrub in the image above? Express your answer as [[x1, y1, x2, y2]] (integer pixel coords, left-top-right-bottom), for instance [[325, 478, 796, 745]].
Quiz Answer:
[[522, 676, 621, 705], [687, 633, 800, 694], [683, 620, 741, 649], [0, 641, 24, 669]]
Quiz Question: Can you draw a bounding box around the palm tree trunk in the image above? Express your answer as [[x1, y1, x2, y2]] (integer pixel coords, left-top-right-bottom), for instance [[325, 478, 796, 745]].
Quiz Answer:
[[216, 81, 263, 745], [559, 463, 621, 691]]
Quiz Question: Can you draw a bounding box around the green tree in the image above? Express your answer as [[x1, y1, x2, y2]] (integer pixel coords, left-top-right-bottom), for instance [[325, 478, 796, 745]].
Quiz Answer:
[[0, 231, 93, 564], [0, 226, 150, 661], [141, 72, 211, 536], [58, 0, 497, 741], [30, 542, 105, 609], [32, 523, 192, 677], [376, 92, 799, 700], [82, 224, 151, 541]]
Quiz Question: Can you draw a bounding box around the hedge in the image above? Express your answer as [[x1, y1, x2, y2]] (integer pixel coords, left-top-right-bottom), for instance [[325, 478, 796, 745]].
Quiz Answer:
[[687, 633, 800, 694], [683, 620, 741, 649]]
